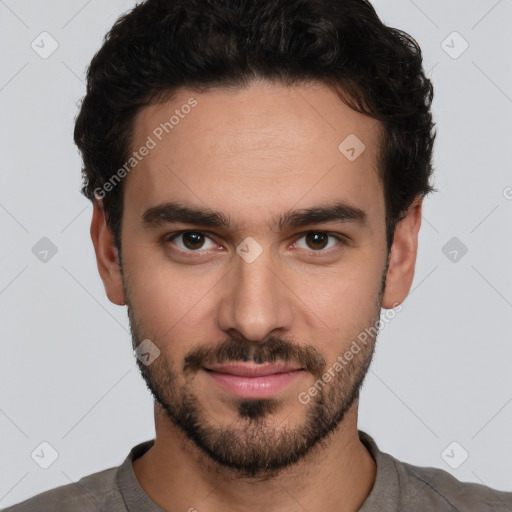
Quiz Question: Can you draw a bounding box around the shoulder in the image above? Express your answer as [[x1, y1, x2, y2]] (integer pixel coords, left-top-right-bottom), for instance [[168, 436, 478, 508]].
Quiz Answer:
[[1, 466, 124, 512], [393, 457, 512, 511], [358, 430, 512, 512]]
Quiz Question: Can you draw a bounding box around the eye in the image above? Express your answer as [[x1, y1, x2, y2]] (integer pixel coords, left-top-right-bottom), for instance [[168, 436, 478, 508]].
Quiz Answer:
[[166, 231, 218, 252], [294, 231, 344, 252]]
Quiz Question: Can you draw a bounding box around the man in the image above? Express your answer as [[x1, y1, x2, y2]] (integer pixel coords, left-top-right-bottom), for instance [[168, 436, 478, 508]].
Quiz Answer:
[[4, 0, 512, 511]]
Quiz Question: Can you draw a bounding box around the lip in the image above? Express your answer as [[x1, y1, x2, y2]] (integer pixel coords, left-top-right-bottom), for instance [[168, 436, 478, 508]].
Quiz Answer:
[[204, 362, 306, 399]]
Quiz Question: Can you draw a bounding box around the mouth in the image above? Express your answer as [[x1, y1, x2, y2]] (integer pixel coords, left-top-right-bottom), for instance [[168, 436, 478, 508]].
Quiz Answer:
[[203, 362, 306, 399], [204, 362, 304, 376]]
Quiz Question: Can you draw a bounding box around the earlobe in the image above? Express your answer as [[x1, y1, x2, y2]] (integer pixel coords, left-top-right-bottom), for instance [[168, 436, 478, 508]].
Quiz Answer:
[[90, 200, 126, 306], [381, 197, 423, 309]]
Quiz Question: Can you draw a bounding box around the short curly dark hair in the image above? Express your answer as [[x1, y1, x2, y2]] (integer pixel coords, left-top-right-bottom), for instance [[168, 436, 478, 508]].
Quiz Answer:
[[74, 0, 436, 252]]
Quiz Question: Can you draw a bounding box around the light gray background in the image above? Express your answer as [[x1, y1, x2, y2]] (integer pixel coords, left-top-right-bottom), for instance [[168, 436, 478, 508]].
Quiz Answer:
[[1, 0, 511, 507]]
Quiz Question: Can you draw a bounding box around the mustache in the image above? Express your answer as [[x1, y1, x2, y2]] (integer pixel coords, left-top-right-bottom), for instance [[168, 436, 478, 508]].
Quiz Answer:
[[183, 336, 326, 379]]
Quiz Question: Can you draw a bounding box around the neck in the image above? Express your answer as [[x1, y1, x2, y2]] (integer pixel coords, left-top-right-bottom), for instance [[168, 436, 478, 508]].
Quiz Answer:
[[133, 400, 377, 512]]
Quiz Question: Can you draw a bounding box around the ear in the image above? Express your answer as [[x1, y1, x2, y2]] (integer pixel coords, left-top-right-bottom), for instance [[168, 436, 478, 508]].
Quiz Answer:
[[381, 196, 423, 309], [90, 200, 126, 306]]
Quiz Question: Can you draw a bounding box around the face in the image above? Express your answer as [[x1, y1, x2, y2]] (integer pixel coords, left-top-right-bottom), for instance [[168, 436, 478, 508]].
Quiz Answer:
[[96, 80, 414, 478]]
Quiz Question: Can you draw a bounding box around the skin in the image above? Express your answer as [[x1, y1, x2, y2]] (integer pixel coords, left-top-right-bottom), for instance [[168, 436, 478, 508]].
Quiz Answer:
[[91, 80, 422, 512]]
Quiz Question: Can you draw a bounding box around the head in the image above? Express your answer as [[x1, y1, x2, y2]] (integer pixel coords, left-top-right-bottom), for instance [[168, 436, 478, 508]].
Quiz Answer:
[[77, 0, 435, 478]]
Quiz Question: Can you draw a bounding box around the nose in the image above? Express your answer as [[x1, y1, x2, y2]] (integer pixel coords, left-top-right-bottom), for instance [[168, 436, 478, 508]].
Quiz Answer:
[[216, 244, 294, 342]]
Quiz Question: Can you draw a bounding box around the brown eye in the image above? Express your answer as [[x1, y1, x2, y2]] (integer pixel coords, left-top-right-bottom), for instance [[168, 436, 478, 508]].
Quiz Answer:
[[181, 232, 205, 250], [294, 231, 344, 253], [305, 232, 329, 250], [167, 231, 217, 252]]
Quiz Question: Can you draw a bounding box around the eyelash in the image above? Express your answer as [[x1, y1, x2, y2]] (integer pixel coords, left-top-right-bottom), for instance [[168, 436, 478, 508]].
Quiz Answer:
[[163, 230, 349, 256]]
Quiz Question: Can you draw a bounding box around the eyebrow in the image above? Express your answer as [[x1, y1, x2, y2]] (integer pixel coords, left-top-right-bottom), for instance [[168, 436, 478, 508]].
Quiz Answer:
[[141, 201, 368, 231]]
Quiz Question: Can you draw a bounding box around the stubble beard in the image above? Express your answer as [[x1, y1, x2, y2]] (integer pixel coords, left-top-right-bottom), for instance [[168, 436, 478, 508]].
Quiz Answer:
[[124, 259, 388, 479]]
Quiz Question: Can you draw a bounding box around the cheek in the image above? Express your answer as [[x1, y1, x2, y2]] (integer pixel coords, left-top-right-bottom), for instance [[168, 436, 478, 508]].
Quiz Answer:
[[292, 258, 383, 358], [123, 242, 223, 341]]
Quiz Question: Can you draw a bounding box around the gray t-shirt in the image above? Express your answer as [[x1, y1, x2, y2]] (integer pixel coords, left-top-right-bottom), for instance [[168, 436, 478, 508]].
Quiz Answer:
[[3, 430, 511, 511]]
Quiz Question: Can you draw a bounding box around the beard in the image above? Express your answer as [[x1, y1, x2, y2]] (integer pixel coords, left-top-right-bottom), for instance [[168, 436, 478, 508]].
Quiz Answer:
[[124, 260, 388, 479]]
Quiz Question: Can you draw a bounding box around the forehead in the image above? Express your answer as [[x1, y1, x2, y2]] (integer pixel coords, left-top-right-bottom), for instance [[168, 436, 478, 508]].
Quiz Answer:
[[124, 81, 384, 232]]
